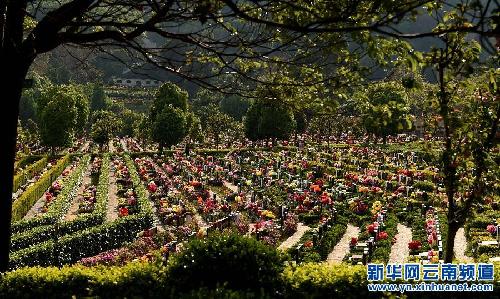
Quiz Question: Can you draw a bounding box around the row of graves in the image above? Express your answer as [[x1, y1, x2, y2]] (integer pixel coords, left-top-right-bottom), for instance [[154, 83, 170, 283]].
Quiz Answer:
[[129, 145, 495, 263], [133, 152, 250, 254]]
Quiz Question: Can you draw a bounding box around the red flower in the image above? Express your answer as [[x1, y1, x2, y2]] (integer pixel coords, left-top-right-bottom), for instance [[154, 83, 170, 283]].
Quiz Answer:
[[367, 222, 378, 234], [148, 182, 157, 193], [119, 207, 129, 217], [378, 231, 388, 240], [408, 240, 422, 251], [350, 237, 358, 246], [304, 240, 313, 248]]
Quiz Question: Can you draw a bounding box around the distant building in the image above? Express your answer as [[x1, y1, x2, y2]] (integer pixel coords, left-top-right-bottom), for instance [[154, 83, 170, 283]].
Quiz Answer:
[[111, 68, 162, 87]]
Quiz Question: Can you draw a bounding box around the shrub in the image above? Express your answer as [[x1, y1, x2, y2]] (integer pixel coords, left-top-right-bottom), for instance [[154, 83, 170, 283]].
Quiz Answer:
[[413, 180, 436, 192], [166, 233, 285, 295], [0, 261, 498, 298]]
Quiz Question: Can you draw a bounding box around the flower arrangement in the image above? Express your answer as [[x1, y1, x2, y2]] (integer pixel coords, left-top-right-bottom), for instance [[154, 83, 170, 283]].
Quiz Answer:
[[367, 222, 379, 234], [408, 240, 422, 251], [378, 231, 388, 240], [486, 224, 497, 235]]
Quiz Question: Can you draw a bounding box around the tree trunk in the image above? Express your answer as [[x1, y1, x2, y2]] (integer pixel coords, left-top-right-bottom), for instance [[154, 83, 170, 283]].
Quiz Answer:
[[0, 57, 30, 271], [444, 221, 460, 263]]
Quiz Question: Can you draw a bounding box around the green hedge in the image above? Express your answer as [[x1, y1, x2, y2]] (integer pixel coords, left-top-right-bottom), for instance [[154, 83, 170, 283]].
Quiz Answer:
[[9, 155, 153, 269], [13, 155, 41, 174], [10, 155, 109, 252], [318, 222, 348, 260], [13, 157, 48, 193], [2, 261, 497, 298], [11, 155, 71, 222]]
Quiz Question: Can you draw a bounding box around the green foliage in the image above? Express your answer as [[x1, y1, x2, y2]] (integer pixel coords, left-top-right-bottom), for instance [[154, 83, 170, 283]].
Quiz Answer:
[[220, 95, 251, 121], [197, 104, 240, 145], [91, 111, 122, 146], [359, 82, 412, 141], [151, 82, 189, 122], [90, 84, 110, 111], [317, 222, 348, 260], [167, 233, 285, 294], [38, 85, 89, 148], [245, 99, 296, 141], [119, 109, 144, 137], [151, 105, 187, 150], [413, 180, 436, 192], [0, 262, 166, 298], [282, 263, 372, 299], [370, 213, 398, 263], [1, 260, 499, 298], [186, 112, 204, 143], [10, 155, 111, 252], [12, 155, 90, 235]]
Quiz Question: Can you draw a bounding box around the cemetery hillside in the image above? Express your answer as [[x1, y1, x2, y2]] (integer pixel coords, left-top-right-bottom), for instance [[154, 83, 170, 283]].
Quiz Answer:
[[0, 0, 499, 298]]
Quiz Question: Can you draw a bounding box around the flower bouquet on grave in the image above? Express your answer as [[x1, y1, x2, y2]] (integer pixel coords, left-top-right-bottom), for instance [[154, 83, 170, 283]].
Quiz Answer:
[[427, 249, 439, 263], [371, 201, 383, 215], [119, 206, 129, 217], [378, 231, 388, 241], [44, 191, 54, 203], [50, 180, 63, 195], [78, 200, 94, 213], [367, 222, 379, 235], [260, 209, 276, 220], [408, 240, 422, 254], [486, 224, 497, 235], [350, 237, 358, 249]]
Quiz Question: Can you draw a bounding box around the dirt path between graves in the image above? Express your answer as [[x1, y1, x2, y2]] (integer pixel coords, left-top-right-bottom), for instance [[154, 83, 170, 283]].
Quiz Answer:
[[326, 224, 360, 264], [388, 224, 412, 263], [278, 223, 310, 250], [454, 227, 473, 262], [64, 163, 92, 222]]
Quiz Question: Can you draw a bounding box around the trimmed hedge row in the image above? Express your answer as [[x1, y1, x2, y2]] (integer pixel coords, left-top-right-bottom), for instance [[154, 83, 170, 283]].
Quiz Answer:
[[8, 155, 153, 269], [11, 155, 71, 223], [317, 222, 348, 260], [2, 261, 497, 298], [13, 157, 48, 193], [11, 155, 90, 235], [10, 155, 109, 252], [13, 155, 41, 174]]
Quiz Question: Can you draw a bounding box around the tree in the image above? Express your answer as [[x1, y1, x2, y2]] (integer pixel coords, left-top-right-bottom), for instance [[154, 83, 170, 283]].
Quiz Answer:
[[150, 82, 189, 123], [90, 84, 110, 111], [152, 105, 187, 152], [220, 95, 251, 121], [186, 113, 204, 144], [245, 99, 296, 144], [91, 111, 121, 150], [420, 33, 499, 263], [39, 91, 78, 152], [0, 0, 496, 272], [360, 82, 412, 143], [119, 109, 143, 137], [74, 89, 90, 137], [199, 104, 236, 147]]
